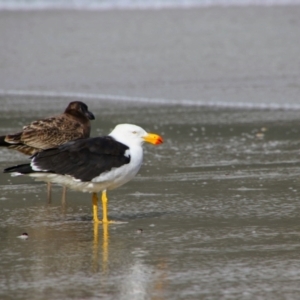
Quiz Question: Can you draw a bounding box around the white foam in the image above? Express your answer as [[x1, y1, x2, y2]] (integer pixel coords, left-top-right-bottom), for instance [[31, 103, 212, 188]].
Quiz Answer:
[[0, 0, 299, 11], [1, 89, 300, 110]]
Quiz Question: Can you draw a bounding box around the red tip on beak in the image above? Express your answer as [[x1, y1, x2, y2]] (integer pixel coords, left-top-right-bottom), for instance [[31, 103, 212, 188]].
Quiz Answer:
[[155, 136, 164, 145]]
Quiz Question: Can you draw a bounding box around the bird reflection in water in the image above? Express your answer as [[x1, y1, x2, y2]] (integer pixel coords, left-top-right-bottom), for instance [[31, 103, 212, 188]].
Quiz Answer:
[[92, 222, 169, 299], [93, 222, 109, 273]]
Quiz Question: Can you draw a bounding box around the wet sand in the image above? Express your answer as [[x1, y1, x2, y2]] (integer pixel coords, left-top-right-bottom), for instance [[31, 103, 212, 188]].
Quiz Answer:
[[1, 100, 300, 299], [1, 6, 300, 106]]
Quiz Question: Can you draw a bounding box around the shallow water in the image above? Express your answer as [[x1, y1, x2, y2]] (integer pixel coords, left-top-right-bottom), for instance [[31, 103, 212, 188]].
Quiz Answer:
[[1, 96, 300, 299]]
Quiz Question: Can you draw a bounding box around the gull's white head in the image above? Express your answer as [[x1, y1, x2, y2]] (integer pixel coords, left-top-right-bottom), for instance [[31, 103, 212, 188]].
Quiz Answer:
[[109, 124, 163, 147]]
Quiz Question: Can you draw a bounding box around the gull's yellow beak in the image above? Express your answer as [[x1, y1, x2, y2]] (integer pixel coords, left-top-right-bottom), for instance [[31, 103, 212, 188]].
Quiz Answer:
[[143, 133, 164, 145]]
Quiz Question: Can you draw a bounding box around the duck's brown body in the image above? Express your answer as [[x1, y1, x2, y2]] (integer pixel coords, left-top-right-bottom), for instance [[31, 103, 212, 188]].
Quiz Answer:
[[0, 101, 95, 202], [0, 101, 95, 155]]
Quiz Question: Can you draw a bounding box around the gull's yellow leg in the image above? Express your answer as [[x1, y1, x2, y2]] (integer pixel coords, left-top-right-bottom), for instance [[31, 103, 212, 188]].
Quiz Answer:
[[101, 190, 124, 224], [102, 190, 109, 224], [92, 193, 101, 223]]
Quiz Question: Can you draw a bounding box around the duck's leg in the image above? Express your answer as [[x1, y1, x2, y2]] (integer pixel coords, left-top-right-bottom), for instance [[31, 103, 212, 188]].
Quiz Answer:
[[47, 182, 52, 203], [61, 186, 67, 206]]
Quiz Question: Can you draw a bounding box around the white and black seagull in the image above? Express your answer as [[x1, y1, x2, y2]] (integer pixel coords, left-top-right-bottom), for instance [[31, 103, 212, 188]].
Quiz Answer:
[[4, 124, 163, 223]]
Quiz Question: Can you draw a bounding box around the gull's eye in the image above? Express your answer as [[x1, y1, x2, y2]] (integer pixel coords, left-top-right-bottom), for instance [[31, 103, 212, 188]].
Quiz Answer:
[[132, 131, 137, 134]]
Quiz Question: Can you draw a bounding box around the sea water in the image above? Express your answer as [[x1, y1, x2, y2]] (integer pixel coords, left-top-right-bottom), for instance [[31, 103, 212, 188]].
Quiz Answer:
[[0, 0, 300, 10]]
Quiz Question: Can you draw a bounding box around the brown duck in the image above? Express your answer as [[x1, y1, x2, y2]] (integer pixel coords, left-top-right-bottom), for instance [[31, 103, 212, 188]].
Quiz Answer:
[[0, 101, 95, 201]]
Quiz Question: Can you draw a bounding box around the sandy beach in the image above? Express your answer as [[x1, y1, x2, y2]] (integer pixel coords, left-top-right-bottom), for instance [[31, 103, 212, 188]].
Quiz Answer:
[[1, 6, 300, 107]]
